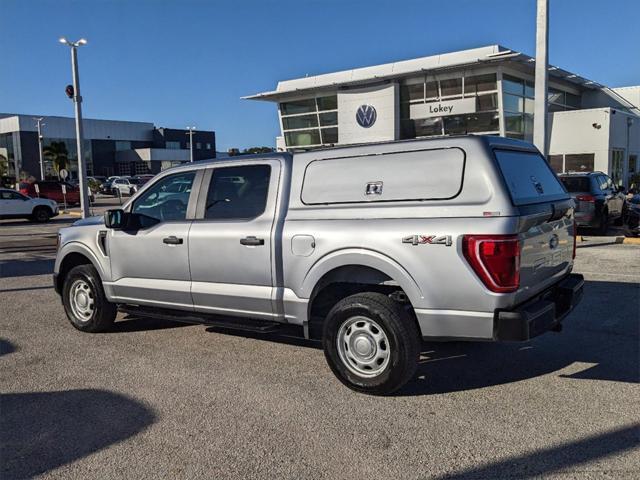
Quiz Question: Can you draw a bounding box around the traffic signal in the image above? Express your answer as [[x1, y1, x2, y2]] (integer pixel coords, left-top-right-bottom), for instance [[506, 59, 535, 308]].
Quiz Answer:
[[65, 85, 74, 98]]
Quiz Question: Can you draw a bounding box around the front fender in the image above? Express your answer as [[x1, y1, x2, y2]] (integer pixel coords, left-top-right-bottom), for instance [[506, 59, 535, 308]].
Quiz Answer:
[[299, 248, 425, 306], [55, 240, 110, 283]]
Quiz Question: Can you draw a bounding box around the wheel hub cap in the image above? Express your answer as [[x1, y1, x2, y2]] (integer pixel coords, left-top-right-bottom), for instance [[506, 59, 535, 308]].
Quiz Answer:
[[337, 316, 390, 378], [69, 279, 95, 322]]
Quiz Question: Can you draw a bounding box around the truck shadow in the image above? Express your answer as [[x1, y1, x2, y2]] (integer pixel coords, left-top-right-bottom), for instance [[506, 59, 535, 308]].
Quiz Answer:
[[400, 279, 639, 396], [0, 389, 156, 479], [428, 422, 639, 479]]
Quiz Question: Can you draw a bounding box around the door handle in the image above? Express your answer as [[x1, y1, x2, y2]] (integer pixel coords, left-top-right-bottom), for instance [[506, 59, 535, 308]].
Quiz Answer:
[[240, 236, 264, 246], [163, 236, 183, 245]]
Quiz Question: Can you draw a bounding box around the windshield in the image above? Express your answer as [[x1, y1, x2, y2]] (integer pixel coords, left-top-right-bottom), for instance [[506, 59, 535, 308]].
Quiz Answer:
[[560, 176, 590, 193]]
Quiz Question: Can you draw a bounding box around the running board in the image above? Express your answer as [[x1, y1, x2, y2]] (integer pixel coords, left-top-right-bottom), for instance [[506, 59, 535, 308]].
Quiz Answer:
[[118, 305, 283, 333]]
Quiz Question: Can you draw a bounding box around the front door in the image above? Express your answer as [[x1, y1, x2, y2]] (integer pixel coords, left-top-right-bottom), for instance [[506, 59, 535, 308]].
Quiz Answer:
[[106, 170, 200, 309], [188, 161, 280, 320]]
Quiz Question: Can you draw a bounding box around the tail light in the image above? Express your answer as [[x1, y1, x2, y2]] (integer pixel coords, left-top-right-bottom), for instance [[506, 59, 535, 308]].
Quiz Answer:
[[576, 194, 595, 203], [462, 235, 520, 293]]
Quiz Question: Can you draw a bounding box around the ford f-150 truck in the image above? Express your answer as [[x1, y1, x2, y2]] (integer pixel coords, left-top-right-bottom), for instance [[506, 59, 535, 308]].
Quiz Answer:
[[54, 135, 583, 394]]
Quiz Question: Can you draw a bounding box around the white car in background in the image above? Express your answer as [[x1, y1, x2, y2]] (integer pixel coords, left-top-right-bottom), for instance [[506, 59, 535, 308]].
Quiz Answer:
[[109, 177, 144, 197], [0, 188, 59, 222]]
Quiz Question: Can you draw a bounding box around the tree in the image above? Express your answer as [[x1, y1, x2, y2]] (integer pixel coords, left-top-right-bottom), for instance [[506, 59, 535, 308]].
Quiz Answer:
[[43, 141, 69, 173]]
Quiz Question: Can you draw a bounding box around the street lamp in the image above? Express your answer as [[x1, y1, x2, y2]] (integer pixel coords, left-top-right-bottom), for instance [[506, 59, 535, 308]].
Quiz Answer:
[[59, 37, 90, 218], [186, 126, 196, 163], [34, 117, 45, 180]]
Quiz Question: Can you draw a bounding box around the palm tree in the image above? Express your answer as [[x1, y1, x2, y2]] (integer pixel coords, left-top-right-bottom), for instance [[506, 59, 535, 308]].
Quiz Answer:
[[43, 141, 69, 174]]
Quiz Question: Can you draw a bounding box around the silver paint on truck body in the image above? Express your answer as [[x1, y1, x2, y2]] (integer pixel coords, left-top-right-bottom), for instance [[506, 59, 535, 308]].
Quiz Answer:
[[54, 135, 575, 340]]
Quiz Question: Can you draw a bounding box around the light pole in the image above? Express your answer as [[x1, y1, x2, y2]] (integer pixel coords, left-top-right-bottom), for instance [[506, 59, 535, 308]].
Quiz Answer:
[[34, 117, 45, 180], [533, 0, 549, 157], [59, 37, 90, 218], [186, 126, 196, 163]]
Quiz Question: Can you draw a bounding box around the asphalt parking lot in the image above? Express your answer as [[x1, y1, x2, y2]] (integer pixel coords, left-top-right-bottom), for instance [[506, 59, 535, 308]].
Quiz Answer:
[[1, 215, 638, 479]]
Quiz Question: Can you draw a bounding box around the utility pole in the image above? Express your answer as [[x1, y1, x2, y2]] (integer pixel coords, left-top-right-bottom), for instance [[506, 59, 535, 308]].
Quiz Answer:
[[186, 126, 196, 162], [533, 0, 549, 157], [34, 117, 45, 180], [59, 37, 90, 218]]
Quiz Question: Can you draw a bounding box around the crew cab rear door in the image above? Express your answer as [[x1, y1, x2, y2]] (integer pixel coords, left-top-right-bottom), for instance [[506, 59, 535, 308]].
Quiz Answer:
[[188, 160, 281, 320], [494, 149, 575, 301]]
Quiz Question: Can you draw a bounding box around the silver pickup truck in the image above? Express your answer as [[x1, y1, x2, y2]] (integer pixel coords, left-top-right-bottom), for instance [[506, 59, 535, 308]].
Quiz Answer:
[[54, 135, 583, 394]]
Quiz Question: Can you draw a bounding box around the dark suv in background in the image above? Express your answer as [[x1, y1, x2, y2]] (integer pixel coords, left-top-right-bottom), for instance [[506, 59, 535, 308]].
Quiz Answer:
[[558, 172, 626, 234]]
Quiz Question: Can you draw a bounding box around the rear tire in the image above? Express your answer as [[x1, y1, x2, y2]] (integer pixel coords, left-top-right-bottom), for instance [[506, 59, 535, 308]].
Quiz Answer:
[[31, 206, 51, 223], [62, 264, 116, 333], [322, 292, 420, 395]]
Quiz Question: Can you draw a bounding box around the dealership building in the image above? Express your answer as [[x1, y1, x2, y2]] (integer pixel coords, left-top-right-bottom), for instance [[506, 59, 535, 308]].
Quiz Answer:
[[246, 45, 640, 187], [0, 113, 216, 181]]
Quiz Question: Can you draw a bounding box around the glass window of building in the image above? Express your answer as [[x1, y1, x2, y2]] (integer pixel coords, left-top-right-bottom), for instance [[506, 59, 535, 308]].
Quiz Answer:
[[0, 133, 16, 180], [440, 78, 462, 97], [280, 95, 338, 147], [549, 155, 564, 173], [166, 141, 181, 149], [502, 75, 536, 142], [400, 72, 499, 139], [115, 141, 131, 151], [206, 143, 212, 150], [196, 142, 202, 149], [465, 74, 497, 94], [280, 98, 317, 115], [565, 153, 595, 173]]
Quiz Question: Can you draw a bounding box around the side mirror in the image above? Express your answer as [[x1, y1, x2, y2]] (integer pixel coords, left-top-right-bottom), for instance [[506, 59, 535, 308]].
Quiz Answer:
[[104, 209, 128, 229]]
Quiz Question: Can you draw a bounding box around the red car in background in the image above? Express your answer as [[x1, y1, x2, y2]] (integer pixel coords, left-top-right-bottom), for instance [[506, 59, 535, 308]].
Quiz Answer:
[[19, 181, 81, 205]]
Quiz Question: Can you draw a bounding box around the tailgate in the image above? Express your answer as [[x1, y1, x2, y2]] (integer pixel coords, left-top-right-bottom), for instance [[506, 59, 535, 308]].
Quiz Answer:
[[517, 207, 575, 303]]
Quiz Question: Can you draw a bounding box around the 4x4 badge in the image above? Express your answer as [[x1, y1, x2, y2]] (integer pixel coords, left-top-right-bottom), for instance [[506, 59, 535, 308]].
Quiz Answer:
[[402, 235, 452, 246]]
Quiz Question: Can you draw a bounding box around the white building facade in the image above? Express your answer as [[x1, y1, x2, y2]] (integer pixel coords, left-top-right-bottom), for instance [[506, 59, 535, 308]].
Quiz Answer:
[[246, 45, 639, 187]]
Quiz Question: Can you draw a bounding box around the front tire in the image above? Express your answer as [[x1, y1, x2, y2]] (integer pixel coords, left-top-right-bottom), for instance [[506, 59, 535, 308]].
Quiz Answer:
[[62, 264, 116, 332], [322, 292, 420, 395], [31, 206, 51, 223]]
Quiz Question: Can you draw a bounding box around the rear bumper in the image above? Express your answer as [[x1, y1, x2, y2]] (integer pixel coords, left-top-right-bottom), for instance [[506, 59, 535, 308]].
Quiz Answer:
[[494, 273, 584, 341]]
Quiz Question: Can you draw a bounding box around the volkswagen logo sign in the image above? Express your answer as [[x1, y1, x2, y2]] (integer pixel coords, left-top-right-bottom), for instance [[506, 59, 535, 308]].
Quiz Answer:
[[549, 234, 559, 250], [356, 104, 377, 128]]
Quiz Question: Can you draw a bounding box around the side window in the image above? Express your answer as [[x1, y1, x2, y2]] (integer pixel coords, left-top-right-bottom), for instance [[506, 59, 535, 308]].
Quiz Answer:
[[131, 171, 195, 222], [2, 191, 25, 200], [204, 165, 271, 220], [604, 176, 614, 190], [596, 175, 608, 191]]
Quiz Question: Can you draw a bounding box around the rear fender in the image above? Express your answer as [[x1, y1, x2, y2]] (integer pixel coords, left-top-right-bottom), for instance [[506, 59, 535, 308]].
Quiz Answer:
[[300, 248, 425, 306]]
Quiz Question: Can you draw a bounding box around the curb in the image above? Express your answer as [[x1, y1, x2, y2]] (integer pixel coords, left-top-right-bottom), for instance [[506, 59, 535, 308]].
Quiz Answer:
[[578, 236, 640, 245], [60, 211, 82, 217]]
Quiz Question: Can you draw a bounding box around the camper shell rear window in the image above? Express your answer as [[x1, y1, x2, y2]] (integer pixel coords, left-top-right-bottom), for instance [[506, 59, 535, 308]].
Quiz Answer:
[[494, 149, 568, 206], [301, 147, 466, 205]]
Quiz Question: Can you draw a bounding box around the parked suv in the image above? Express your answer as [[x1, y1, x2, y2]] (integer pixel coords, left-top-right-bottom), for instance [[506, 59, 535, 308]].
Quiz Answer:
[[558, 172, 626, 234], [0, 188, 59, 222], [108, 177, 142, 197], [54, 136, 583, 394]]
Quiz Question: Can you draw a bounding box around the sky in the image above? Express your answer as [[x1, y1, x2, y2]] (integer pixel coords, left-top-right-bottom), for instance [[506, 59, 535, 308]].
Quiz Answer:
[[1, 0, 639, 151]]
